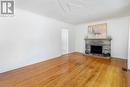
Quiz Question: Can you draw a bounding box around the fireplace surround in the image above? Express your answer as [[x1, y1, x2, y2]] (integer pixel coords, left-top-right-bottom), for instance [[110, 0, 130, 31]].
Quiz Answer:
[[85, 38, 112, 57]]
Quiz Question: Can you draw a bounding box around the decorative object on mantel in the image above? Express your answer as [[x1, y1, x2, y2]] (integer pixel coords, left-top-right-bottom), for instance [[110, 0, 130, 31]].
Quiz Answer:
[[84, 37, 112, 58], [87, 23, 107, 39]]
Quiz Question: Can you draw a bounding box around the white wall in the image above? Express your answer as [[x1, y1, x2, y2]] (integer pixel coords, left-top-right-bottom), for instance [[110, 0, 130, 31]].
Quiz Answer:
[[128, 24, 130, 69], [74, 16, 130, 59], [0, 8, 72, 73]]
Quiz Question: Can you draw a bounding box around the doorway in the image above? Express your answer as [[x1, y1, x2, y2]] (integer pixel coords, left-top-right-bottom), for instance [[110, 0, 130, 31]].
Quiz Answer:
[[61, 29, 69, 55]]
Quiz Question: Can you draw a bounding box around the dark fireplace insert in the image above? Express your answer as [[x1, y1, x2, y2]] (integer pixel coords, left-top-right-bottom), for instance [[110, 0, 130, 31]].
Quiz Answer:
[[90, 45, 102, 54]]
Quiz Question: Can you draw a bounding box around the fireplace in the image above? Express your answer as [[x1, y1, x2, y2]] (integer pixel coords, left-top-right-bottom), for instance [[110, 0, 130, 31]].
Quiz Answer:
[[85, 38, 112, 57], [90, 45, 102, 54]]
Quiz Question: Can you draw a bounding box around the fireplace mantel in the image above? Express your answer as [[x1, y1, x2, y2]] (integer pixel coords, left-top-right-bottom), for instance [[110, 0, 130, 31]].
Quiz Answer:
[[84, 37, 112, 40], [84, 37, 112, 57]]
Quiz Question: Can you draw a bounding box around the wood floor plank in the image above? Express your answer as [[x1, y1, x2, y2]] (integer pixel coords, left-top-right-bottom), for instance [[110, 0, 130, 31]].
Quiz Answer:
[[0, 52, 129, 87]]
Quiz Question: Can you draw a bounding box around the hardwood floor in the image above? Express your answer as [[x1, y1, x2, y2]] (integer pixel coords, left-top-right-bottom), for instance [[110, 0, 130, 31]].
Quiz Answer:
[[0, 52, 129, 87]]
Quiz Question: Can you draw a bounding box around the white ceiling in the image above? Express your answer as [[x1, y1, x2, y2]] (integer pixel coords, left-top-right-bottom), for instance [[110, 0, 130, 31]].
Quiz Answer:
[[16, 0, 130, 24]]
